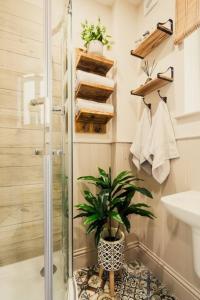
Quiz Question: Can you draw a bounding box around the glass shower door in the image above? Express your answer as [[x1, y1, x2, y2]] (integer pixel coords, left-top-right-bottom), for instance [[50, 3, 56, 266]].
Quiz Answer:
[[0, 0, 72, 298], [0, 1, 45, 300], [49, 0, 72, 299], [50, 1, 69, 298]]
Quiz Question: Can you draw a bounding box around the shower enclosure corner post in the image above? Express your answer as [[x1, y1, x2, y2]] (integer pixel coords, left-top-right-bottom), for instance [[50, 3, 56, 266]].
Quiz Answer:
[[43, 0, 53, 300], [67, 0, 74, 280]]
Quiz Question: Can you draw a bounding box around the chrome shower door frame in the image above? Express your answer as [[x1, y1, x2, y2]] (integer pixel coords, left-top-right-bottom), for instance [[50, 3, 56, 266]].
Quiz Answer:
[[43, 0, 53, 300], [43, 0, 74, 299]]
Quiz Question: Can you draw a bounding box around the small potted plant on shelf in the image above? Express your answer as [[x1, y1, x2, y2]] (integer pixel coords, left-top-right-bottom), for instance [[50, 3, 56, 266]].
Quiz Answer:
[[81, 18, 112, 56], [75, 167, 155, 293]]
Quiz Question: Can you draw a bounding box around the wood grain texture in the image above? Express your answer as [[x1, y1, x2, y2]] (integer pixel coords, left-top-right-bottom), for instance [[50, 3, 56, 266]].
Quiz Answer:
[[75, 109, 113, 133], [0, 49, 61, 81], [0, 30, 60, 63], [131, 74, 173, 97], [73, 143, 111, 252], [131, 22, 173, 59], [76, 81, 114, 102], [0, 235, 61, 266], [75, 121, 106, 134], [0, 0, 64, 266], [0, 109, 61, 130], [76, 109, 114, 124], [76, 48, 114, 76]]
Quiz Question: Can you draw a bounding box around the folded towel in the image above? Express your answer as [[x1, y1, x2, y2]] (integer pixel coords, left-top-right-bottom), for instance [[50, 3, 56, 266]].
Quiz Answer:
[[143, 101, 179, 184], [130, 106, 152, 175], [76, 98, 114, 114], [76, 70, 115, 89]]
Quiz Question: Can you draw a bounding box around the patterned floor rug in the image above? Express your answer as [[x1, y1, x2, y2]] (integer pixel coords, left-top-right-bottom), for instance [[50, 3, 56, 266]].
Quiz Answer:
[[74, 260, 178, 300]]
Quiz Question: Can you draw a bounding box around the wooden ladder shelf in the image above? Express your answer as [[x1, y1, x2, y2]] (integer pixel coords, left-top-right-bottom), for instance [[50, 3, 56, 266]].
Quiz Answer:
[[75, 49, 115, 134]]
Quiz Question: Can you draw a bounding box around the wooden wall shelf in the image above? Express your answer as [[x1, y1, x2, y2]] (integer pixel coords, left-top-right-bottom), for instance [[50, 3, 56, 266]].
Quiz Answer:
[[76, 49, 114, 76], [76, 81, 114, 102], [131, 67, 174, 97], [131, 19, 173, 59], [75, 49, 115, 134], [75, 109, 114, 133]]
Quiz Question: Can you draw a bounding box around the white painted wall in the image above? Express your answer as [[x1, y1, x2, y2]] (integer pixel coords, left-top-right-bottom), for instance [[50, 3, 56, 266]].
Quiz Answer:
[[111, 0, 138, 142]]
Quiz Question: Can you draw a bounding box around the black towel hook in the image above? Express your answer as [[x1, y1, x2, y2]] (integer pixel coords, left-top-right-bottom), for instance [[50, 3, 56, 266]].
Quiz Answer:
[[142, 97, 151, 110], [157, 90, 167, 103]]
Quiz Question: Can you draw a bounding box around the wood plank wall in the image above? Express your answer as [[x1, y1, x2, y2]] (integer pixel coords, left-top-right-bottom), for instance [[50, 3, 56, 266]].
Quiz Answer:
[[0, 0, 63, 266]]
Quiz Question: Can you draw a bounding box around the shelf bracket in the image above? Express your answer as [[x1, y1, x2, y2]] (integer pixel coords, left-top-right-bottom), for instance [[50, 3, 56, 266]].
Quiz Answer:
[[158, 66, 174, 81], [157, 19, 173, 35]]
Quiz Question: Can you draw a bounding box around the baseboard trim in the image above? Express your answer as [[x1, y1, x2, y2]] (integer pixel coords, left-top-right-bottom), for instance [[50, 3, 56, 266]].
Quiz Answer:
[[139, 242, 200, 300], [73, 247, 97, 270]]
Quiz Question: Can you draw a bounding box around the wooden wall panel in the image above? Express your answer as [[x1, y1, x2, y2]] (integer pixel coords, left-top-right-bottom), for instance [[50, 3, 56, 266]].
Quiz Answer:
[[0, 183, 61, 207], [0, 11, 43, 41], [0, 30, 60, 63], [0, 109, 61, 130], [73, 143, 112, 252], [0, 0, 43, 24], [0, 70, 61, 98], [0, 128, 61, 147], [0, 234, 61, 266], [0, 50, 61, 81], [0, 0, 64, 265]]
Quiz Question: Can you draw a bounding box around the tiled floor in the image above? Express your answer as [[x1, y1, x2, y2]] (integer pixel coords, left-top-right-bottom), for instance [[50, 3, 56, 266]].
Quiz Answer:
[[74, 261, 178, 300]]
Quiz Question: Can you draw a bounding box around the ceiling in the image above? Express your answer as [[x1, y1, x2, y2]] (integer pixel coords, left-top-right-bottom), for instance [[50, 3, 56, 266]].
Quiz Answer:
[[95, 0, 142, 7]]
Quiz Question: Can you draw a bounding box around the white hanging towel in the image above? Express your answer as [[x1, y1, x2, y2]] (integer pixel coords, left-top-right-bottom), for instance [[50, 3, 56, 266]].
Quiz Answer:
[[130, 106, 152, 175], [143, 101, 179, 184]]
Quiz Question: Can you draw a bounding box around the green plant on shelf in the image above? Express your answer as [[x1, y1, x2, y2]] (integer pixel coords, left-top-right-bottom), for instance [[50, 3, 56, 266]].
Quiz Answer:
[[81, 18, 112, 50], [74, 167, 155, 245]]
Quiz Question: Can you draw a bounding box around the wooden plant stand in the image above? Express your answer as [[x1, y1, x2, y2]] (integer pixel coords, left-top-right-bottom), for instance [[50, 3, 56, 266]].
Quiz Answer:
[[99, 266, 115, 297]]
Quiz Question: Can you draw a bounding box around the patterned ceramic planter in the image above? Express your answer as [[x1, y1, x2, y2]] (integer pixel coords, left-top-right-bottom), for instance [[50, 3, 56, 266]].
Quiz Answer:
[[98, 228, 125, 271], [87, 40, 103, 56]]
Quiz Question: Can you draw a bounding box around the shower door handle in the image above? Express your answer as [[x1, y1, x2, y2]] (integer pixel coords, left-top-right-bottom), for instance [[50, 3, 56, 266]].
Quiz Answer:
[[30, 97, 45, 106], [52, 149, 63, 156], [34, 149, 43, 155], [34, 149, 63, 156]]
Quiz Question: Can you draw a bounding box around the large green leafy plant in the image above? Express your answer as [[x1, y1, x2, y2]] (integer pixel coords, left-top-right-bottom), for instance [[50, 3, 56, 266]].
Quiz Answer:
[[75, 168, 155, 245], [81, 18, 112, 49]]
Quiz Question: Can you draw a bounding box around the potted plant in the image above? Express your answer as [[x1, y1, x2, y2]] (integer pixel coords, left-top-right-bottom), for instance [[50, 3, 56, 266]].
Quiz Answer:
[[81, 18, 112, 56], [75, 167, 155, 275]]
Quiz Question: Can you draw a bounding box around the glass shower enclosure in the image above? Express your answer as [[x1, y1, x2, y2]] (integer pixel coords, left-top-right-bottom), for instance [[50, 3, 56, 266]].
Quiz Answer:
[[0, 0, 73, 299]]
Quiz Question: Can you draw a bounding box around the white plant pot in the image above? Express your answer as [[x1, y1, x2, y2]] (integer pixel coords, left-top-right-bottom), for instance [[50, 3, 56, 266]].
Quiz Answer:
[[87, 40, 103, 56], [98, 228, 125, 271]]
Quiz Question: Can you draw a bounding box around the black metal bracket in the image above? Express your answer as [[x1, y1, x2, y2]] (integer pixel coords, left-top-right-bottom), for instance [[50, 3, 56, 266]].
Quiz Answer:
[[157, 19, 173, 35], [157, 66, 174, 81]]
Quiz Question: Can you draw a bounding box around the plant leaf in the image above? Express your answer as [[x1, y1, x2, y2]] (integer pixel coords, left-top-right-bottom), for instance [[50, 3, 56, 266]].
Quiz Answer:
[[121, 215, 131, 233], [124, 204, 155, 219], [74, 212, 91, 219], [83, 214, 99, 225], [83, 190, 96, 205], [109, 211, 123, 224], [76, 203, 96, 213]]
